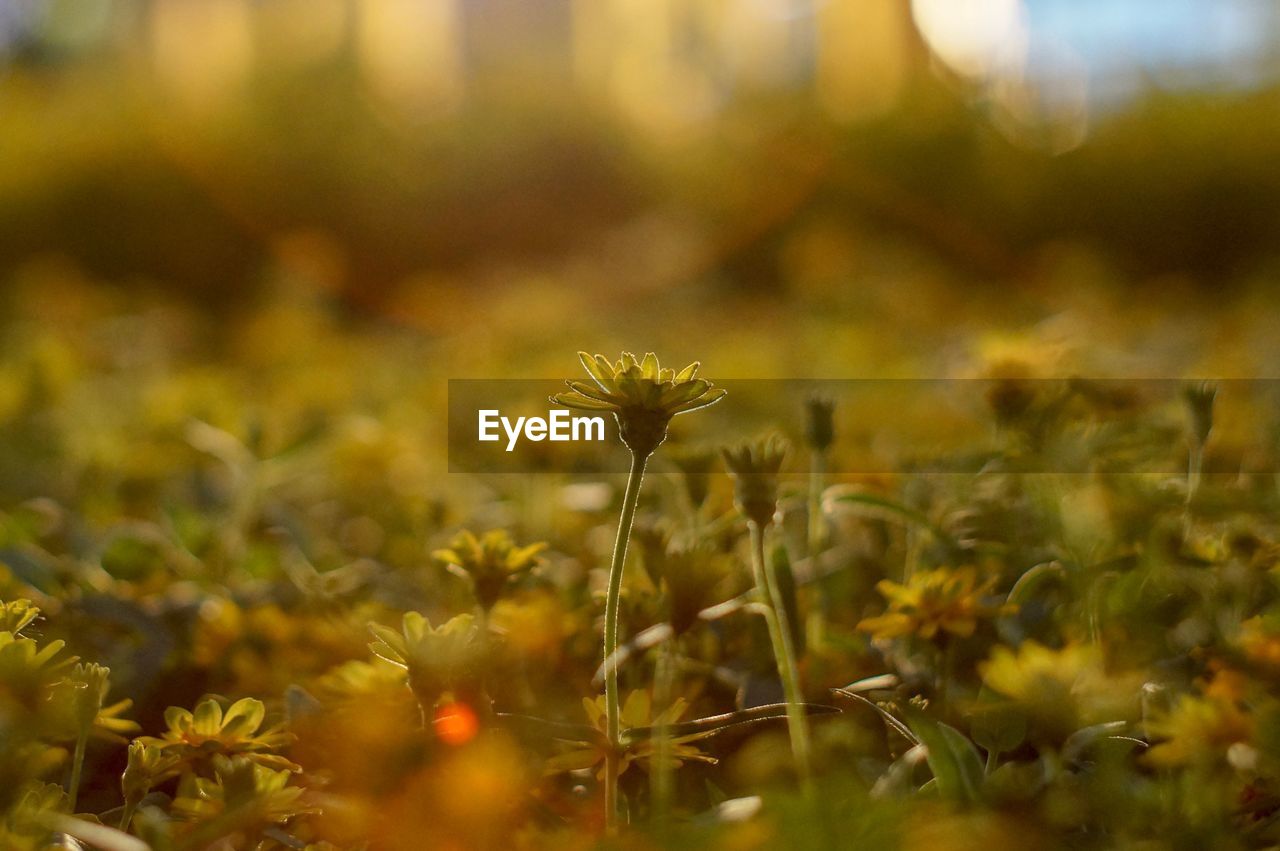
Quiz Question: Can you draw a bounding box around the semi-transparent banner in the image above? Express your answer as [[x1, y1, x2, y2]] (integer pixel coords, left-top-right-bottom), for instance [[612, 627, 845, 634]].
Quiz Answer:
[[447, 378, 1275, 474]]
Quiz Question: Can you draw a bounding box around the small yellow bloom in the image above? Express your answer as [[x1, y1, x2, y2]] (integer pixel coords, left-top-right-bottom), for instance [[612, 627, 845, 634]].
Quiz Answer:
[[433, 529, 546, 611], [0, 599, 40, 635], [368, 611, 485, 705], [137, 696, 298, 772], [172, 755, 314, 823], [1145, 692, 1253, 769], [551, 352, 726, 458], [858, 567, 1003, 643], [979, 641, 1137, 739], [544, 690, 717, 779]]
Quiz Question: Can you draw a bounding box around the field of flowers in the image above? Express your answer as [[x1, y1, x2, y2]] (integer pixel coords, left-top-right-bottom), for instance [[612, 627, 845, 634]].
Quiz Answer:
[[4, 268, 1280, 850], [6, 4, 1280, 849]]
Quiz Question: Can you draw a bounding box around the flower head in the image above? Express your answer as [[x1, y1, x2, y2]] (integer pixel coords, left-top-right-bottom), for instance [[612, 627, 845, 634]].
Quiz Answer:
[[857, 567, 1004, 643], [122, 741, 183, 807], [0, 600, 40, 636], [804, 396, 836, 453], [653, 545, 735, 637], [1183, 380, 1217, 445], [434, 529, 546, 611], [551, 352, 726, 458], [1145, 686, 1253, 769], [138, 696, 298, 772], [369, 612, 485, 706], [667, 445, 719, 509], [0, 630, 76, 708], [722, 435, 789, 527], [46, 662, 139, 743], [980, 641, 1138, 740], [544, 690, 716, 779], [172, 755, 314, 823]]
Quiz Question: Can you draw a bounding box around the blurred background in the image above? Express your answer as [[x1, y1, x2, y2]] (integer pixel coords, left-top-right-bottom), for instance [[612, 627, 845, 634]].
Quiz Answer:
[[2, 0, 1280, 447]]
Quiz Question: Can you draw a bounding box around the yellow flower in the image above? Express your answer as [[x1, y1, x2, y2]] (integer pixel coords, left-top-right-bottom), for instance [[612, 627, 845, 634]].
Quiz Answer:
[[0, 600, 40, 635], [544, 690, 717, 778], [551, 352, 726, 458], [721, 435, 789, 527], [858, 567, 1003, 642], [0, 781, 70, 851], [1238, 616, 1280, 671], [434, 529, 546, 611], [980, 641, 1136, 739], [46, 663, 140, 744], [122, 741, 183, 807], [1145, 692, 1252, 769], [137, 696, 298, 772], [0, 630, 76, 707], [652, 545, 735, 637], [981, 641, 1099, 705], [368, 612, 484, 705], [172, 755, 314, 823]]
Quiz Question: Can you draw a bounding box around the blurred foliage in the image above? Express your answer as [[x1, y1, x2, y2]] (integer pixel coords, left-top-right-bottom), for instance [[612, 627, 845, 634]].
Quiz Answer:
[[3, 2, 1280, 848]]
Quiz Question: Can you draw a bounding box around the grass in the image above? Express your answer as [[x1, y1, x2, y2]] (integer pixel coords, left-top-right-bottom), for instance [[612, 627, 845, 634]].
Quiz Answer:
[[4, 280, 1280, 850]]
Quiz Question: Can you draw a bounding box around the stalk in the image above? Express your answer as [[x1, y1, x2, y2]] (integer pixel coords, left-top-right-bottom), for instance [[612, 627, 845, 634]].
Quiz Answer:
[[807, 450, 826, 557], [68, 727, 88, 812], [603, 452, 648, 830], [1187, 441, 1204, 507], [749, 521, 813, 788], [807, 449, 829, 647], [119, 799, 138, 831], [651, 634, 677, 826]]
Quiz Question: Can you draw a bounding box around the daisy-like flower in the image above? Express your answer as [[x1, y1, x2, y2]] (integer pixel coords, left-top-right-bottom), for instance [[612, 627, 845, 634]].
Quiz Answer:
[[0, 599, 40, 635], [722, 435, 789, 527], [551, 351, 725, 829], [171, 755, 314, 823], [980, 640, 1139, 741], [551, 352, 726, 459], [0, 630, 77, 707], [137, 696, 298, 772], [120, 741, 183, 828], [368, 612, 485, 710], [654, 545, 735, 638], [544, 690, 717, 779], [434, 530, 546, 612], [1144, 692, 1253, 769], [857, 567, 1006, 643], [722, 435, 811, 783]]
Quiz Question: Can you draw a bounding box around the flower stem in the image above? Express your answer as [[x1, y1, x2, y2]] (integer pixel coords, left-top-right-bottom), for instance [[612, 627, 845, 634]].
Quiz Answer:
[[604, 451, 648, 831], [807, 449, 829, 648], [68, 727, 88, 813], [807, 450, 826, 557], [119, 799, 138, 831], [749, 521, 813, 789], [651, 634, 677, 826]]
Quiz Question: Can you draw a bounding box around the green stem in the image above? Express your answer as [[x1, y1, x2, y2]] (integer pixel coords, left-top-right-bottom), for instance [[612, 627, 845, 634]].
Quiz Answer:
[[1187, 441, 1204, 507], [119, 798, 139, 831], [604, 451, 648, 831], [68, 727, 88, 813], [749, 521, 813, 789], [651, 635, 676, 826], [808, 450, 826, 557]]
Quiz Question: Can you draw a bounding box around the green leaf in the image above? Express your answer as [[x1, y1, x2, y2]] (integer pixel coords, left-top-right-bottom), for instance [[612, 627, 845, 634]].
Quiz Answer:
[[827, 490, 959, 550], [1006, 561, 1068, 607], [969, 690, 1028, 757], [906, 709, 985, 805]]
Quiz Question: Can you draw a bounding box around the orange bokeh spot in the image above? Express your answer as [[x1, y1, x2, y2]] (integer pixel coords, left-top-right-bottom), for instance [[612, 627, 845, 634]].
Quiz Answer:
[[433, 701, 479, 746]]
